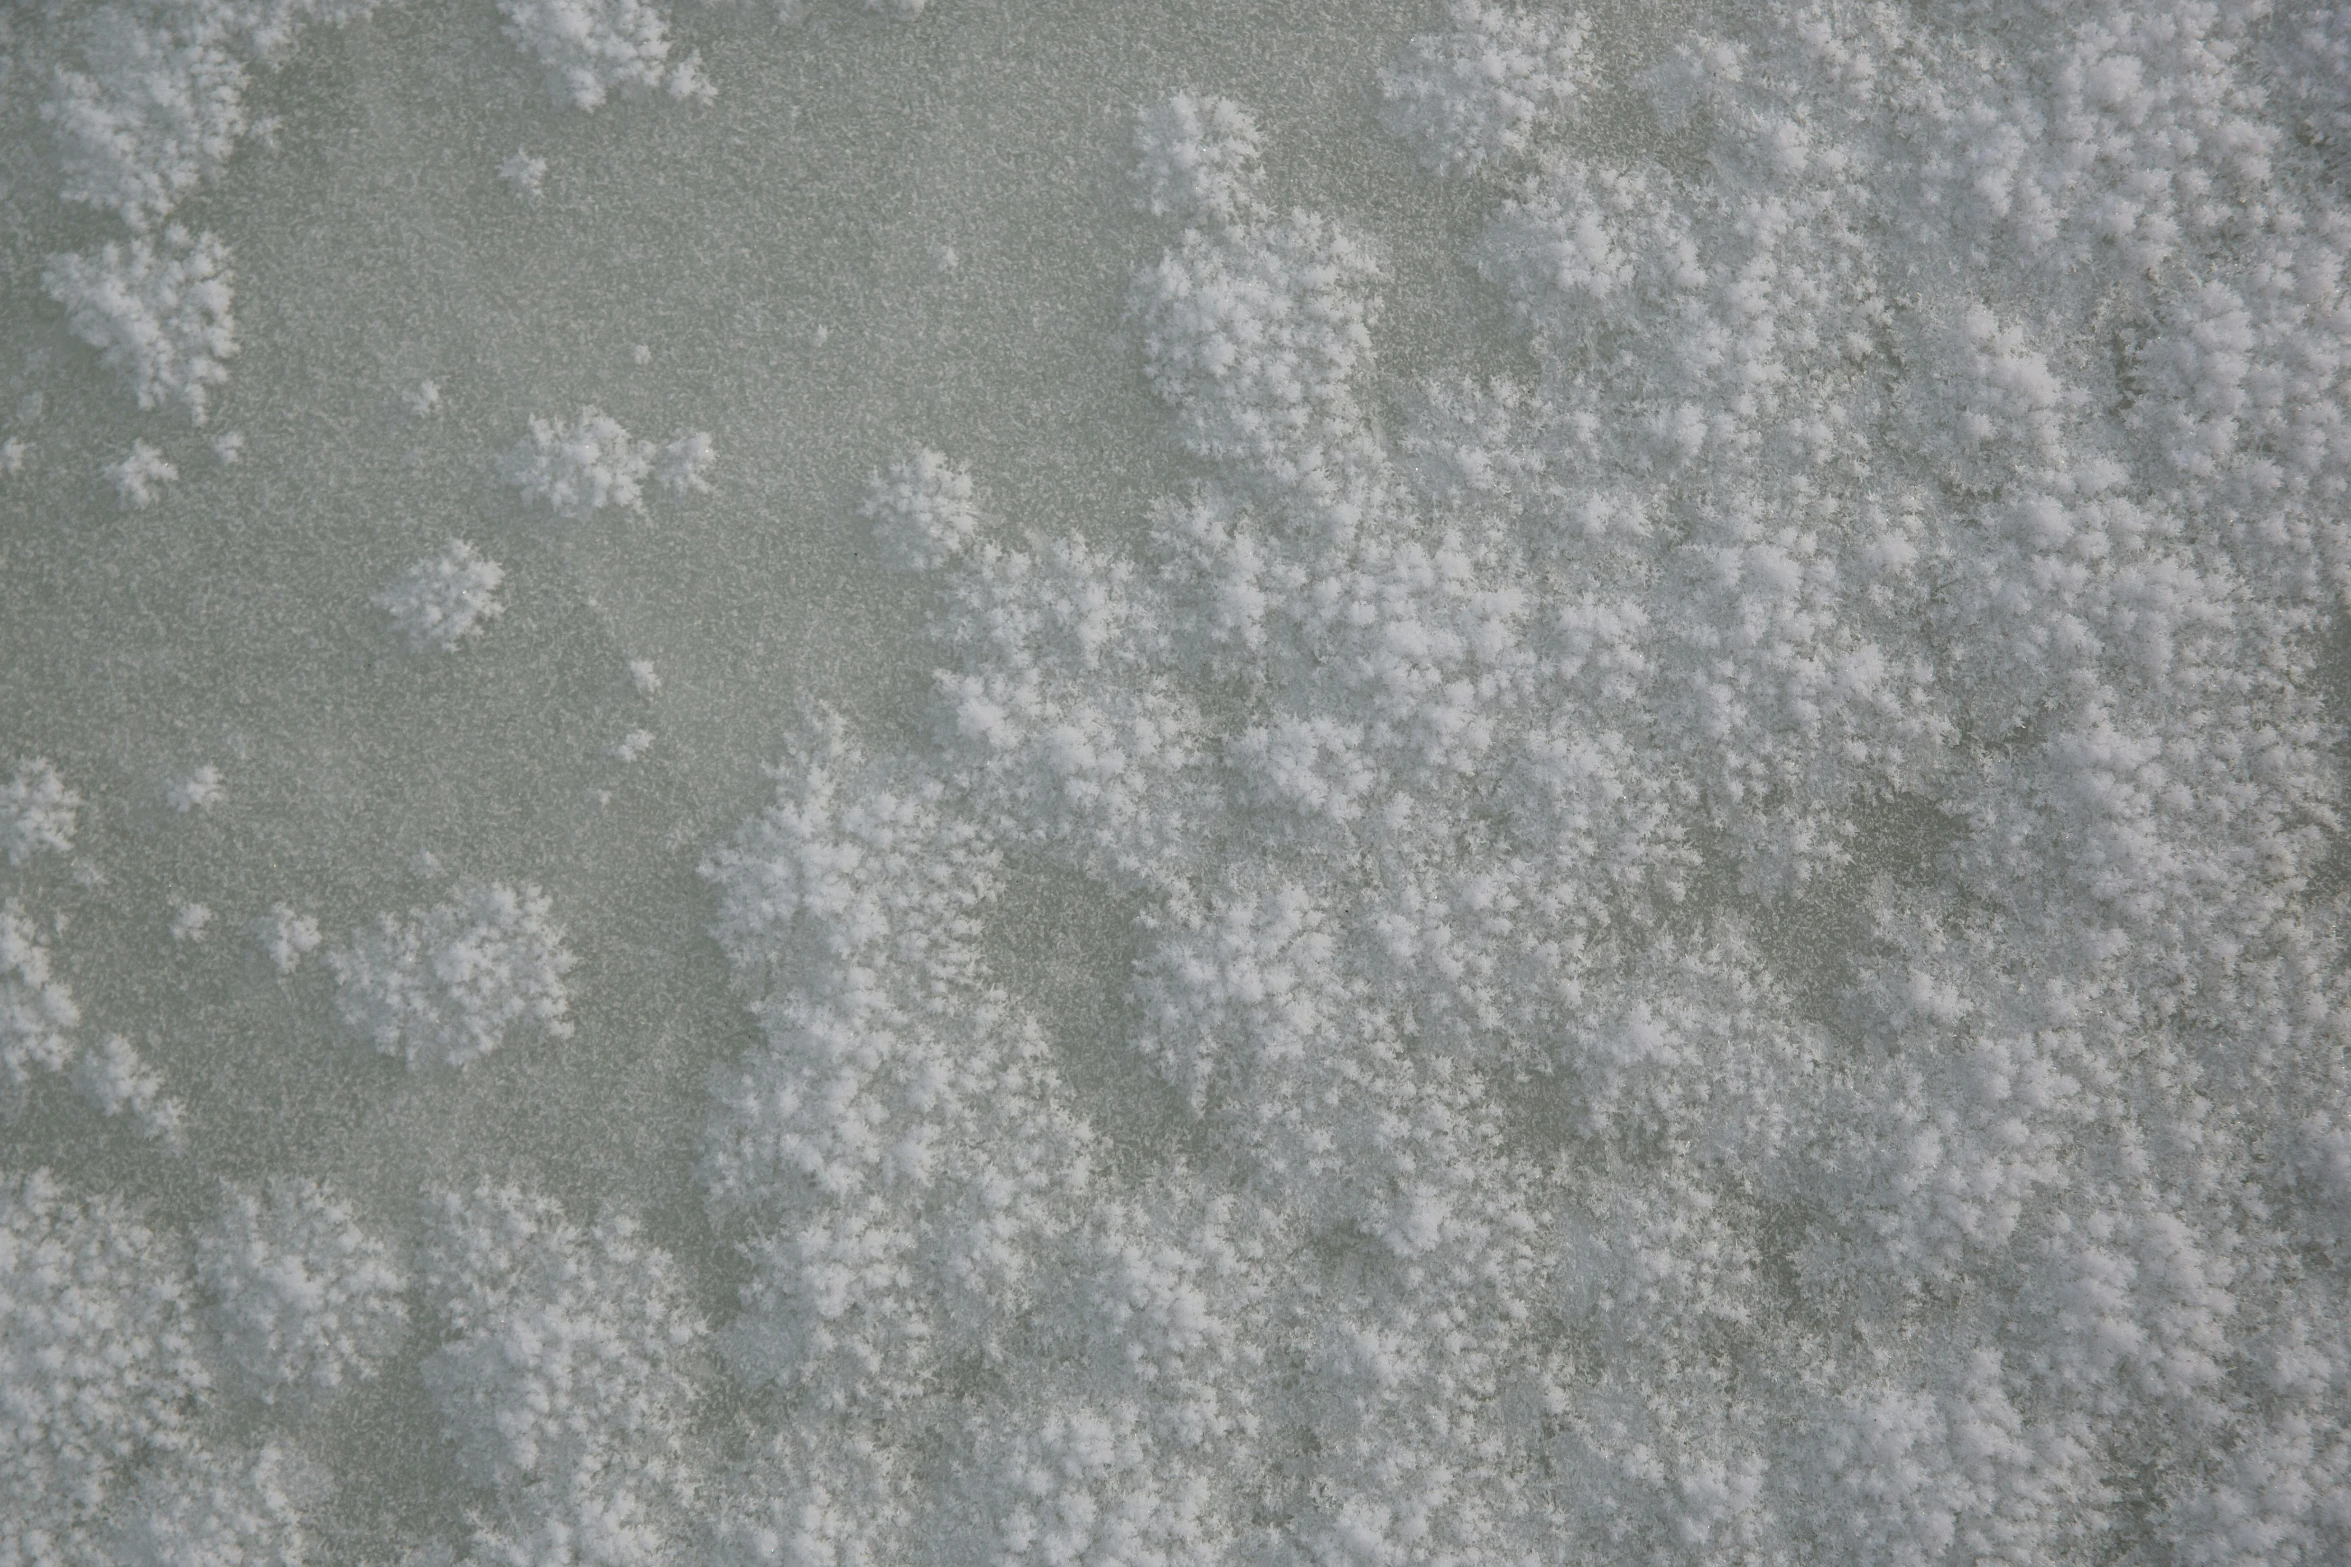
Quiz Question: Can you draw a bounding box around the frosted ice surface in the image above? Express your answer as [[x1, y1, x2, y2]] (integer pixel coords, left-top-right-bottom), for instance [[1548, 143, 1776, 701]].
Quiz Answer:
[[5, 0, 2351, 1562]]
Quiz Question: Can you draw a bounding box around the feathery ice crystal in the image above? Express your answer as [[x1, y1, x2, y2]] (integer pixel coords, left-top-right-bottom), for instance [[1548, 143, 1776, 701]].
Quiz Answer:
[[860, 447, 980, 571], [1378, 0, 1592, 177], [373, 540, 506, 653], [418, 1184, 703, 1567], [43, 229, 236, 425], [251, 903, 322, 975], [498, 0, 713, 110], [104, 441, 179, 509], [2, 760, 78, 867], [327, 882, 576, 1069], [500, 407, 654, 521], [197, 1178, 407, 1406]]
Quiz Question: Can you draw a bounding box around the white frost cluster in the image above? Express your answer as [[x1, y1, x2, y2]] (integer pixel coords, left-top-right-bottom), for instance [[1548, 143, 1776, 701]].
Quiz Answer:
[[499, 148, 548, 202], [111, 1443, 313, 1567], [1, 1172, 210, 1567], [655, 429, 717, 495], [2, 900, 80, 1118], [500, 407, 653, 521], [168, 901, 211, 942], [163, 765, 222, 813], [2, 759, 78, 867], [196, 1178, 407, 1406], [689, 35, 2351, 1561], [1131, 93, 1262, 223], [105, 439, 180, 508], [251, 903, 321, 974], [418, 1184, 703, 1567], [327, 881, 576, 1069], [373, 539, 506, 653], [70, 1033, 186, 1145], [860, 447, 980, 570], [1378, 1, 1590, 178], [44, 228, 237, 427], [498, 0, 713, 109]]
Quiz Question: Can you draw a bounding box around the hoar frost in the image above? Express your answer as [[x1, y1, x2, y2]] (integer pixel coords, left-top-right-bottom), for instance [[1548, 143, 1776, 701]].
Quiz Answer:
[[692, 9, 2351, 1559], [373, 540, 506, 653], [327, 882, 575, 1069]]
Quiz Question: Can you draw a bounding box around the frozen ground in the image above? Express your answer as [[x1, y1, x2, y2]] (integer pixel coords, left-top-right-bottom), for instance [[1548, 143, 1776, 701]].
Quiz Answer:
[[5, 0, 2351, 1563]]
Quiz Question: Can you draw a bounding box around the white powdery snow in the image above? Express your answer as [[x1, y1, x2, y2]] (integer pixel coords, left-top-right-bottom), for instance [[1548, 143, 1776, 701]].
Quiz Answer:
[[43, 223, 234, 427]]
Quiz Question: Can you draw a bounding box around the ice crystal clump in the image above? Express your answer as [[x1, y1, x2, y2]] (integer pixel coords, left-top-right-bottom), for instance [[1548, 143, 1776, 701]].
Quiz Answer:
[[1131, 93, 1262, 224], [110, 1443, 314, 1567], [163, 765, 222, 813], [251, 903, 321, 974], [197, 1178, 407, 1406], [1, 901, 80, 1118], [860, 447, 980, 570], [168, 901, 211, 942], [418, 1184, 703, 1567], [70, 1033, 185, 1145], [104, 439, 180, 508], [41, 4, 249, 232], [498, 0, 712, 110], [1378, 1, 1590, 178], [688, 32, 2351, 1558], [654, 430, 716, 495], [500, 407, 655, 521], [0, 1172, 209, 1567], [373, 540, 506, 653], [327, 882, 576, 1069], [2, 760, 78, 867], [499, 148, 548, 202]]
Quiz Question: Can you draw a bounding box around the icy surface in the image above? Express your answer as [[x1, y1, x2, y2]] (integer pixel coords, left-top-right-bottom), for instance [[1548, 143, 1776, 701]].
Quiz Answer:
[[4, 0, 2351, 1562]]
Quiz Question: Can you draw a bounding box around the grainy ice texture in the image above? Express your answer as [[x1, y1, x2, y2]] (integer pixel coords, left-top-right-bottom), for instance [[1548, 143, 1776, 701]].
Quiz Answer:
[[4, 0, 2351, 1564]]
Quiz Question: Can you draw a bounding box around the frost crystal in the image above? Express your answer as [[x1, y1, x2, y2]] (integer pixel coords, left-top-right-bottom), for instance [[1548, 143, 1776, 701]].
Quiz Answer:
[[44, 229, 237, 424], [2, 901, 80, 1117], [861, 447, 980, 570], [105, 440, 180, 508], [498, 0, 709, 109], [251, 903, 322, 974], [70, 1034, 184, 1145], [373, 540, 506, 653], [500, 407, 655, 521], [327, 882, 576, 1069], [628, 658, 661, 695], [111, 1443, 313, 1567], [655, 429, 716, 495], [3, 759, 79, 866], [0, 1172, 208, 1567], [197, 1178, 407, 1405], [163, 765, 222, 813], [609, 728, 655, 763], [168, 901, 211, 942], [1379, 1, 1591, 178], [1131, 93, 1261, 223], [419, 1185, 703, 1566], [41, 5, 249, 231], [498, 148, 547, 203], [0, 440, 25, 477]]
